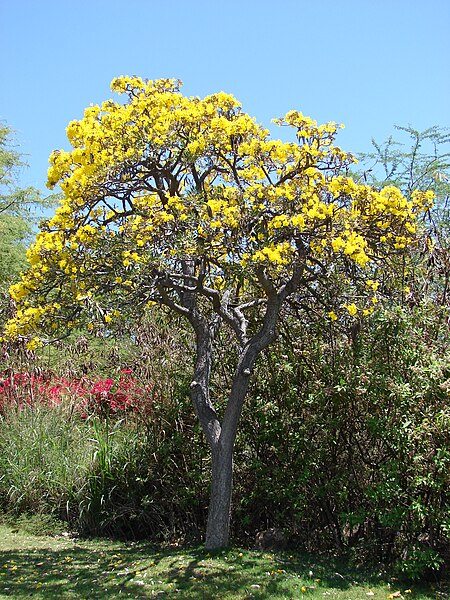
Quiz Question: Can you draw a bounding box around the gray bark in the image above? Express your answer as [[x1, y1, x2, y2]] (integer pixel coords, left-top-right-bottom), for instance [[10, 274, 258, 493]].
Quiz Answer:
[[205, 443, 234, 548], [200, 301, 280, 548]]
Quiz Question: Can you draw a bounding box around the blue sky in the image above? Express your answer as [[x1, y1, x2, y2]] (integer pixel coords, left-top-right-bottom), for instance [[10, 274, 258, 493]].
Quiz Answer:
[[1, 0, 449, 192]]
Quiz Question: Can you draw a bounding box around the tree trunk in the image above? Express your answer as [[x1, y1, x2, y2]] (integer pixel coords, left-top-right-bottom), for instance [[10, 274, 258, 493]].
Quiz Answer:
[[203, 362, 258, 548], [205, 442, 234, 549], [190, 287, 287, 548], [202, 308, 281, 548], [173, 261, 301, 549]]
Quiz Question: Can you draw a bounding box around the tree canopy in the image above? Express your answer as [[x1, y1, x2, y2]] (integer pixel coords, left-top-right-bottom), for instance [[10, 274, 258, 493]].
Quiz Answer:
[[3, 76, 432, 347]]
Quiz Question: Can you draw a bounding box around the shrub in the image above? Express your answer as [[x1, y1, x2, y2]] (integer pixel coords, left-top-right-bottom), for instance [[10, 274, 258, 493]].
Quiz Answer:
[[0, 368, 209, 541], [0, 303, 448, 578], [232, 304, 450, 577]]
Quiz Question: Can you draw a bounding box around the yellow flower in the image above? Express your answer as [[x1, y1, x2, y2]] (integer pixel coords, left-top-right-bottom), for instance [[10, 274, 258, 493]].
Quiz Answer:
[[26, 337, 43, 351], [344, 303, 358, 316], [2, 75, 426, 345]]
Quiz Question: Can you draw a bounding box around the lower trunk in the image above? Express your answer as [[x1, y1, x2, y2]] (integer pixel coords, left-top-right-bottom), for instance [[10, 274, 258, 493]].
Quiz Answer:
[[205, 443, 233, 549], [196, 304, 280, 549]]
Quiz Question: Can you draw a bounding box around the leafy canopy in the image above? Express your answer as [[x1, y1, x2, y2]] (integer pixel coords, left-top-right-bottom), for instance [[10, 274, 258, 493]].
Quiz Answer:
[[3, 77, 433, 348]]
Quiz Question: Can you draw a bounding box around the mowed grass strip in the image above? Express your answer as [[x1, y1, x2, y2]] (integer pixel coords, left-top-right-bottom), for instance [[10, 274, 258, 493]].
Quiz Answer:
[[0, 524, 445, 599]]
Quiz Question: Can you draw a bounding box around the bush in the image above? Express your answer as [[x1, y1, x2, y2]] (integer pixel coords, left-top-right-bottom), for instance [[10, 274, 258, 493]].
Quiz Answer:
[[0, 368, 209, 541], [0, 304, 448, 578], [232, 303, 450, 577]]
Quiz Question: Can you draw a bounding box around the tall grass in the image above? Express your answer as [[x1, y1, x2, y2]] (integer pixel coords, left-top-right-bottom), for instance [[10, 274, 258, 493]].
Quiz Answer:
[[0, 401, 92, 517], [0, 381, 209, 541]]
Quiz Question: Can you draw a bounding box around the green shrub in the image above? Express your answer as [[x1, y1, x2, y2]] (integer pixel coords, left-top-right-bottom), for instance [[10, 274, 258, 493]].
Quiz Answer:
[[233, 304, 450, 578], [1, 303, 448, 578]]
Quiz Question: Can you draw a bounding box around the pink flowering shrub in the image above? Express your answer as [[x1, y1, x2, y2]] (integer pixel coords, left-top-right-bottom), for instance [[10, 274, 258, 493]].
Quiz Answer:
[[0, 369, 154, 418]]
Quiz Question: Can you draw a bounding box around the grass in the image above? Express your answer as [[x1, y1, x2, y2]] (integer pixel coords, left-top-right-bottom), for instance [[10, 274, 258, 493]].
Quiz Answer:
[[0, 524, 448, 599]]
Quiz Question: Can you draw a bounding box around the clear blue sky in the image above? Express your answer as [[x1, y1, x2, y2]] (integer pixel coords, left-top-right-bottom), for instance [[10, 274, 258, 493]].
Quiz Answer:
[[1, 0, 449, 192]]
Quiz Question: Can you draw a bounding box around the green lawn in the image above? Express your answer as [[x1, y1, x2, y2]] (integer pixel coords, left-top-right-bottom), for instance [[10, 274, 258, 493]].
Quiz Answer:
[[0, 524, 446, 599]]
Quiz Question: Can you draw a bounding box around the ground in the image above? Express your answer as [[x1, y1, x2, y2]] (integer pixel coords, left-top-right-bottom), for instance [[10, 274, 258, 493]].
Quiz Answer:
[[0, 524, 445, 599]]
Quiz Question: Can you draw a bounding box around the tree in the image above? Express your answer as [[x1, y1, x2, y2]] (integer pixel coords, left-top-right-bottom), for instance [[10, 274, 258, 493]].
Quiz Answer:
[[0, 124, 36, 287], [0, 124, 55, 288], [359, 125, 449, 194], [358, 125, 450, 306], [2, 77, 432, 548]]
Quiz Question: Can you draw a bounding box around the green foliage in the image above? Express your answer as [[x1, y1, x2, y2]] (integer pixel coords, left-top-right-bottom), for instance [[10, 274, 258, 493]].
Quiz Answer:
[[1, 512, 66, 537], [0, 305, 204, 539], [0, 213, 29, 285], [0, 389, 209, 541], [1, 288, 449, 576], [359, 125, 450, 199], [0, 123, 55, 216], [0, 126, 34, 285], [232, 302, 450, 577], [0, 123, 58, 311], [397, 547, 445, 581]]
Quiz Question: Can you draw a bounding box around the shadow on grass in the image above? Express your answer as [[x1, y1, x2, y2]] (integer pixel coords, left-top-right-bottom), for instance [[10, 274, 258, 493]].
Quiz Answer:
[[0, 543, 155, 599], [159, 548, 448, 600], [0, 542, 352, 599], [0, 536, 446, 599]]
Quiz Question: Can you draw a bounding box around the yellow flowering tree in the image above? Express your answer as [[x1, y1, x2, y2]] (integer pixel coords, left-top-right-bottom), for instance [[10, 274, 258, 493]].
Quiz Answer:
[[3, 77, 433, 548]]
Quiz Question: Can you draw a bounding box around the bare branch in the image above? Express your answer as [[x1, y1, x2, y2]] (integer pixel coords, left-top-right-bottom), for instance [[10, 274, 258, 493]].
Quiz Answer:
[[255, 266, 276, 297], [156, 283, 192, 318]]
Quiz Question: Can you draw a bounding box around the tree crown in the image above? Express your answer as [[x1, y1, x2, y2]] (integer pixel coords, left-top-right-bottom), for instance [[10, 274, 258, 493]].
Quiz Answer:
[[3, 77, 432, 348]]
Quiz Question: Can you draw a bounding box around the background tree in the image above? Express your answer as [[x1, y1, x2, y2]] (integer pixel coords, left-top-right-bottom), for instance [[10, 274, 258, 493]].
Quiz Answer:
[[3, 77, 431, 548], [0, 123, 58, 290], [360, 125, 449, 197], [0, 124, 37, 287], [358, 125, 450, 306]]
